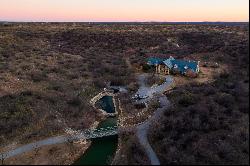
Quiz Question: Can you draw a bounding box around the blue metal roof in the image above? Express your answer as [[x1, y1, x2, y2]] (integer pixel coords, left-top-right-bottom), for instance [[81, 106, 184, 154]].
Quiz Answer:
[[147, 57, 165, 66], [171, 59, 198, 74], [163, 56, 175, 69], [148, 56, 199, 74]]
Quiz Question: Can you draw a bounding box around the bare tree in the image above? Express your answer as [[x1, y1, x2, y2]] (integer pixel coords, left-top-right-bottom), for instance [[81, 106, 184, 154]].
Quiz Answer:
[[66, 138, 75, 158], [0, 153, 6, 165], [34, 145, 40, 157]]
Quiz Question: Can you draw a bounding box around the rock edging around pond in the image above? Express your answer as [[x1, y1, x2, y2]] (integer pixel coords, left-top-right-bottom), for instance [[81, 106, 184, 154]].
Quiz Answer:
[[90, 91, 118, 117]]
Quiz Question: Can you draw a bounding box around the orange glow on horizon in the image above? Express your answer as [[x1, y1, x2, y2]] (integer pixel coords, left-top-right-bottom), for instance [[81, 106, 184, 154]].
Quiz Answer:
[[0, 0, 249, 22]]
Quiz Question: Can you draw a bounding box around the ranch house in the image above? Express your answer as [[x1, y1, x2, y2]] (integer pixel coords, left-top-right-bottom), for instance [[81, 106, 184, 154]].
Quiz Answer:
[[147, 56, 200, 77]]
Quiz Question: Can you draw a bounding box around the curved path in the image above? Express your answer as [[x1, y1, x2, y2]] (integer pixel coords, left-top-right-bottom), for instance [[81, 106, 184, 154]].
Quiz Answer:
[[135, 74, 173, 104], [1, 126, 118, 160], [1, 135, 68, 159], [135, 74, 173, 165], [1, 72, 173, 165]]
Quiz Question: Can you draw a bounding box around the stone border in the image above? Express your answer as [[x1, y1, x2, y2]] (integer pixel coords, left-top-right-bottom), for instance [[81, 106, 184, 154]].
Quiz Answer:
[[90, 91, 118, 117]]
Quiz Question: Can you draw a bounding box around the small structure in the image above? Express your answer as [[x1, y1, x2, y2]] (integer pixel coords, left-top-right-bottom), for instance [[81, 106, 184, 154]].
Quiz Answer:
[[147, 56, 200, 77], [147, 57, 170, 75]]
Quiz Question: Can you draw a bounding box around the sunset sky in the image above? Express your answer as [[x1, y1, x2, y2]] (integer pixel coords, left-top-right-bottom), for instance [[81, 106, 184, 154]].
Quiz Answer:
[[0, 0, 249, 22]]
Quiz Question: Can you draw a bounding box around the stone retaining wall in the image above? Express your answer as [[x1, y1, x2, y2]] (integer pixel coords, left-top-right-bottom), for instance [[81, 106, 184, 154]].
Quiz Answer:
[[90, 91, 118, 117]]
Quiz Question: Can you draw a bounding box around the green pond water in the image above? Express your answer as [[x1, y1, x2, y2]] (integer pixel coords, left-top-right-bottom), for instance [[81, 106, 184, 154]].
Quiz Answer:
[[74, 96, 118, 165], [95, 96, 115, 113]]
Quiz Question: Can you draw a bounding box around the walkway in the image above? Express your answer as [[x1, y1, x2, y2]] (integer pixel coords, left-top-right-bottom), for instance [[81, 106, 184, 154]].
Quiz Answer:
[[135, 74, 173, 165], [1, 72, 173, 165], [1, 126, 118, 160], [135, 73, 173, 104]]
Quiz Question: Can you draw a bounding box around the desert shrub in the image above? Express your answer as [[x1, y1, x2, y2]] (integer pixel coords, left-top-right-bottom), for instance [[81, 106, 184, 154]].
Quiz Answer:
[[0, 22, 248, 165], [0, 62, 9, 71], [67, 73, 79, 80], [239, 103, 249, 113], [147, 74, 165, 86], [219, 71, 230, 79], [127, 82, 139, 92], [125, 136, 150, 165], [20, 90, 33, 96], [185, 69, 198, 78], [1, 48, 14, 58], [214, 93, 235, 108], [110, 77, 125, 86], [131, 58, 139, 64], [30, 71, 47, 82], [113, 68, 128, 77], [81, 72, 90, 78], [134, 103, 146, 109], [20, 64, 30, 70], [43, 93, 58, 104], [202, 62, 208, 67], [47, 82, 64, 92], [178, 92, 197, 107], [171, 68, 181, 75], [79, 86, 98, 99], [224, 82, 236, 89], [53, 85, 63, 91], [148, 100, 161, 112], [210, 62, 220, 68], [203, 86, 216, 96], [67, 97, 82, 107], [0, 94, 36, 137], [93, 78, 106, 89], [142, 64, 151, 72], [49, 67, 61, 74], [112, 59, 122, 66]]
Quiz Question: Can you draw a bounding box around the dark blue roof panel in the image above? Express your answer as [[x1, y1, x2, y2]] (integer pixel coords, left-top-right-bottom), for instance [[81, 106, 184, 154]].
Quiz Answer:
[[147, 57, 199, 74], [147, 57, 165, 66], [171, 59, 198, 73]]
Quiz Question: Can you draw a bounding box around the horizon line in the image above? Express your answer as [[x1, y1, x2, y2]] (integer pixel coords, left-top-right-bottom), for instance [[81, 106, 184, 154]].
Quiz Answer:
[[1, 20, 249, 23]]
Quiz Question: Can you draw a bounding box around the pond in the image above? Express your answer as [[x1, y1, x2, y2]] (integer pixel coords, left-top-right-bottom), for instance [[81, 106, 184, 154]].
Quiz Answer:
[[95, 96, 116, 114], [74, 117, 118, 165], [74, 95, 118, 165]]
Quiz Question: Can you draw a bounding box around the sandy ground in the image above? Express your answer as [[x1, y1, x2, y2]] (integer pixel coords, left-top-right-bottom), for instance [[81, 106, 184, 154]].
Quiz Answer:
[[173, 64, 227, 87], [3, 141, 90, 165], [1, 120, 101, 165]]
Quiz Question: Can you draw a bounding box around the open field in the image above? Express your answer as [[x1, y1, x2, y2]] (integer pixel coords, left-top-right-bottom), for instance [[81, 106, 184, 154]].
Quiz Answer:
[[0, 22, 249, 165]]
